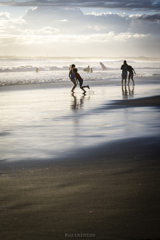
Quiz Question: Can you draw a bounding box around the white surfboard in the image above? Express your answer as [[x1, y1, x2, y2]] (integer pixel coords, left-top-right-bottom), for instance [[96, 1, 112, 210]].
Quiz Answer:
[[100, 62, 107, 70]]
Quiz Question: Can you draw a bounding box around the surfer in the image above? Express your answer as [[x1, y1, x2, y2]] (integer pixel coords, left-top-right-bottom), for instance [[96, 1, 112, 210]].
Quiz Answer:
[[73, 68, 90, 94], [69, 64, 77, 93], [127, 65, 136, 85], [83, 66, 90, 73], [121, 60, 128, 85]]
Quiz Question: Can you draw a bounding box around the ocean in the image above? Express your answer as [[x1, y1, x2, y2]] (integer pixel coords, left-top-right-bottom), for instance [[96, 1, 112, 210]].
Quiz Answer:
[[0, 58, 160, 86]]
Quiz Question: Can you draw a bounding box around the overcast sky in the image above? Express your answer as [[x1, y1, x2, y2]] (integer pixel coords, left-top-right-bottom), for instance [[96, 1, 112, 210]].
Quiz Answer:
[[0, 0, 160, 57]]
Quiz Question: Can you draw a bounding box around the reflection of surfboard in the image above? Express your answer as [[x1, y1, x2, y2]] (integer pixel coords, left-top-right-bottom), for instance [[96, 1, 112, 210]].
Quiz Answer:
[[100, 62, 107, 70]]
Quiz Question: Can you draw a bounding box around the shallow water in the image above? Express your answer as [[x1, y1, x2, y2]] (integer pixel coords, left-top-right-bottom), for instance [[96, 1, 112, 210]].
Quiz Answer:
[[0, 83, 160, 162]]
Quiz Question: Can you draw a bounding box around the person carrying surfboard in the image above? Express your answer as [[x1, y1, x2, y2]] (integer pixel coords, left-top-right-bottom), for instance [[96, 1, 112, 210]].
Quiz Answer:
[[73, 68, 90, 94], [127, 65, 136, 85], [69, 64, 77, 93]]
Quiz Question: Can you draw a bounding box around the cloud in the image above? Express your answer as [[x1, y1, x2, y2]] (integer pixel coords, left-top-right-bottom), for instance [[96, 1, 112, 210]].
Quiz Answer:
[[0, 6, 160, 57], [21, 27, 60, 35], [19, 7, 131, 34], [0, 0, 160, 11], [137, 13, 160, 22], [128, 13, 160, 34], [0, 12, 13, 19], [0, 31, 149, 45], [20, 7, 160, 35], [1, 7, 160, 36], [0, 7, 159, 39]]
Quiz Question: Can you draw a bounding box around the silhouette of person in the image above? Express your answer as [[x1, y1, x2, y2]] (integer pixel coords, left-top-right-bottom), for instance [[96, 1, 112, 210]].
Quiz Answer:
[[127, 65, 136, 85], [121, 60, 128, 85], [73, 68, 90, 94], [69, 64, 77, 93]]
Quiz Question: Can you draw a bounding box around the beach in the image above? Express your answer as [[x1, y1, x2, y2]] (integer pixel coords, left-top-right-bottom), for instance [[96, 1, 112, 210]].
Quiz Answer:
[[0, 59, 160, 239], [0, 135, 160, 240]]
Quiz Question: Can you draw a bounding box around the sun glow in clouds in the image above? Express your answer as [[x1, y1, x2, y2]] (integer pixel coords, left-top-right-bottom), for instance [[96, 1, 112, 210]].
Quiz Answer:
[[0, 1, 160, 57]]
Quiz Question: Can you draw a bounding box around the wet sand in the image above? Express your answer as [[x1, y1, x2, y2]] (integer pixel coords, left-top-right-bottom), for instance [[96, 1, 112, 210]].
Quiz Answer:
[[0, 137, 160, 240], [103, 95, 160, 109], [0, 93, 160, 240], [0, 71, 160, 239]]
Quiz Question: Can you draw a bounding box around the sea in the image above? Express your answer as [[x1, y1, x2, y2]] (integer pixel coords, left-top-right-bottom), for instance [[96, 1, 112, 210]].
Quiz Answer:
[[0, 58, 160, 86]]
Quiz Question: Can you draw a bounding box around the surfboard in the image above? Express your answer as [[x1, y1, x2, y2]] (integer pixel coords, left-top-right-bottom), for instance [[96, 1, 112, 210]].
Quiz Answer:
[[100, 62, 107, 70]]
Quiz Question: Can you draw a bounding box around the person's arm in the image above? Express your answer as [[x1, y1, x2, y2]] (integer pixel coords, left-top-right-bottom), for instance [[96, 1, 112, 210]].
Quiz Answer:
[[74, 76, 78, 85], [76, 73, 82, 84], [121, 65, 123, 70], [69, 70, 71, 79], [133, 68, 136, 74]]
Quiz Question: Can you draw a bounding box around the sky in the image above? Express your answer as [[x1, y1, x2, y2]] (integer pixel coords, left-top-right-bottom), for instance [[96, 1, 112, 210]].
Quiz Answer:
[[0, 0, 160, 57]]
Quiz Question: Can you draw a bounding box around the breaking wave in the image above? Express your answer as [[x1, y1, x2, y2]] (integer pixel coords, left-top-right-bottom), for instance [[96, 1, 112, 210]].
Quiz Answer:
[[0, 58, 160, 86]]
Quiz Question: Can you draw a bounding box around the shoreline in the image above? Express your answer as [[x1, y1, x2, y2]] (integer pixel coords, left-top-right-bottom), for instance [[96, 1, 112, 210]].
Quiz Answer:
[[0, 75, 160, 92]]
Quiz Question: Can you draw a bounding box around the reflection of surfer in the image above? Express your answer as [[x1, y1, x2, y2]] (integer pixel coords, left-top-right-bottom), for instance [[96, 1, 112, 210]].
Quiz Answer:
[[122, 85, 134, 98], [71, 93, 85, 110], [71, 93, 78, 110], [71, 92, 91, 111], [122, 85, 128, 98], [69, 64, 77, 93], [128, 85, 134, 96]]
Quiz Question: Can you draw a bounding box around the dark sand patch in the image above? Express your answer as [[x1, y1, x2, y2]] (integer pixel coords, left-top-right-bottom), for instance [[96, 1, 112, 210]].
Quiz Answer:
[[105, 95, 160, 110], [0, 137, 160, 240]]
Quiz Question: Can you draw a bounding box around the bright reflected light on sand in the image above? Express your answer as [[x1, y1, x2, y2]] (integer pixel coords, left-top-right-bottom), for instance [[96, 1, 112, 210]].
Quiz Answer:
[[0, 84, 160, 162]]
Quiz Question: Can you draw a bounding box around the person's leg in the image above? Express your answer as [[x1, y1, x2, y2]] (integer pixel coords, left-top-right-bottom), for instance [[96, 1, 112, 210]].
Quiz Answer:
[[130, 72, 135, 85], [71, 83, 76, 92], [121, 73, 124, 85], [80, 86, 86, 93], [71, 79, 77, 92], [128, 77, 130, 85], [121, 78, 124, 85], [80, 80, 86, 93], [82, 85, 90, 89]]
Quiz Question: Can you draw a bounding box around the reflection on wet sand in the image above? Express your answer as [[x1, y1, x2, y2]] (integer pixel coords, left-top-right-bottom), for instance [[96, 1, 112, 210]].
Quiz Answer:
[[122, 85, 134, 98], [70, 93, 91, 110]]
